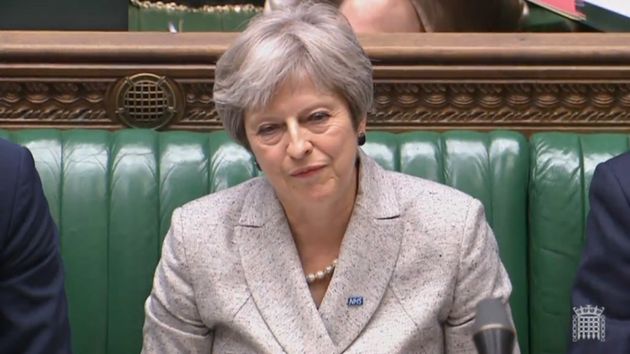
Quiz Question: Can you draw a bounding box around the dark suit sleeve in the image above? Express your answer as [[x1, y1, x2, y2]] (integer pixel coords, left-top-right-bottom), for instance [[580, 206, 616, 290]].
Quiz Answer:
[[568, 160, 630, 353], [0, 146, 72, 354]]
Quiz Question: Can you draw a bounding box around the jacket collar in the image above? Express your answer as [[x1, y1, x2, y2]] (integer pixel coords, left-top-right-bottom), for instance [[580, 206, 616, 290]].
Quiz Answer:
[[235, 150, 403, 353], [237, 149, 400, 227]]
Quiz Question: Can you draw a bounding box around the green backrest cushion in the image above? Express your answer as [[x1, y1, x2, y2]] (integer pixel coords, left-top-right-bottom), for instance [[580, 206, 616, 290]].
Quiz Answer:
[[528, 133, 630, 354], [1, 129, 529, 354], [128, 4, 260, 32]]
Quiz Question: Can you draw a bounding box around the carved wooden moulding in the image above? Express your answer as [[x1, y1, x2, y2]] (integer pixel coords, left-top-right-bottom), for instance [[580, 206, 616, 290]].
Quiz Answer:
[[0, 81, 110, 124], [3, 32, 630, 132], [370, 83, 630, 130], [2, 76, 630, 132]]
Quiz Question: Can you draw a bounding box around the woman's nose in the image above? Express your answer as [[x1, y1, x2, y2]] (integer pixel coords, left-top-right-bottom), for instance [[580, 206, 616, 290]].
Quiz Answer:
[[286, 120, 312, 159]]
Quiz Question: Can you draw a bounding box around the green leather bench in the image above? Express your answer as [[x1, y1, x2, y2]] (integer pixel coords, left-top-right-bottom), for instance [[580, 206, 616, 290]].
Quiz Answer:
[[128, 1, 262, 32], [1, 128, 626, 354]]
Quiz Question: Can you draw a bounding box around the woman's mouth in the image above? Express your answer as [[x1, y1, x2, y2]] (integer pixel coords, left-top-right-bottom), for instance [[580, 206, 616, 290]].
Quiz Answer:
[[290, 165, 325, 178]]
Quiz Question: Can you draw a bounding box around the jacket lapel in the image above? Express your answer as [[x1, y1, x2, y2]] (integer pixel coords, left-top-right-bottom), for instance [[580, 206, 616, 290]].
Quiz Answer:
[[317, 152, 404, 352], [235, 178, 335, 353]]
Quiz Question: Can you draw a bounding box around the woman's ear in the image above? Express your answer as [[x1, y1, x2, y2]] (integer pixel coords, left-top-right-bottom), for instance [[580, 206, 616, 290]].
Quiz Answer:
[[358, 118, 367, 135]]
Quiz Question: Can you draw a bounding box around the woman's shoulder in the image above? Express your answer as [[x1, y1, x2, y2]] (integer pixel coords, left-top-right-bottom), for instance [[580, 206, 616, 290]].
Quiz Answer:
[[164, 177, 270, 262], [361, 153, 476, 213], [383, 170, 483, 237], [176, 177, 267, 226], [386, 170, 477, 211]]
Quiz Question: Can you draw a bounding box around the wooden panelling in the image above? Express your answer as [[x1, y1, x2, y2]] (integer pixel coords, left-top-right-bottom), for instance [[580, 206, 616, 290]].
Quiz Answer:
[[2, 31, 630, 133]]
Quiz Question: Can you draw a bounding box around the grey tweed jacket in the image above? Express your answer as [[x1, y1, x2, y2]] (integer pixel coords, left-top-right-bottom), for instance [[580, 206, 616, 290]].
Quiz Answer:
[[142, 151, 517, 354]]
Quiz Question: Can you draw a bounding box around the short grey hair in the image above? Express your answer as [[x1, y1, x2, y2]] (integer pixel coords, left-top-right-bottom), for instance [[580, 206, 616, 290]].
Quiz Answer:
[[213, 2, 373, 149]]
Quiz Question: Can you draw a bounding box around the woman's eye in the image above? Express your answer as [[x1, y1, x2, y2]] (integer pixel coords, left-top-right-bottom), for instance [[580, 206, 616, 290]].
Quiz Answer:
[[257, 124, 279, 135], [309, 112, 330, 122]]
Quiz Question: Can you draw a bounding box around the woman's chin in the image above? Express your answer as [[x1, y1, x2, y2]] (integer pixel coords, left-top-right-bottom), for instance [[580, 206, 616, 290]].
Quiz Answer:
[[289, 184, 339, 203]]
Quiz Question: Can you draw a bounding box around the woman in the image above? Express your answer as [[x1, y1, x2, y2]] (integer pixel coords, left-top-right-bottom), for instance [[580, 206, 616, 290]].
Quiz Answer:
[[142, 3, 518, 353]]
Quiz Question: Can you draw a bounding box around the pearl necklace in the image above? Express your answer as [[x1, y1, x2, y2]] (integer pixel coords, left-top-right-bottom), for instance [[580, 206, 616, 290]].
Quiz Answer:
[[305, 258, 338, 284]]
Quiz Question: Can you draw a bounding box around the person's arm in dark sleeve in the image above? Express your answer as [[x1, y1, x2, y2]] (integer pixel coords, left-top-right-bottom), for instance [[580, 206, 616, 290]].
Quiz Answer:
[[0, 145, 72, 354], [568, 159, 630, 353]]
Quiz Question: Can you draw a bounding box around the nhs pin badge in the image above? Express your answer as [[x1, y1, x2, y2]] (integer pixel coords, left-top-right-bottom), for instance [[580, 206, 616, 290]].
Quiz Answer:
[[347, 296, 364, 307]]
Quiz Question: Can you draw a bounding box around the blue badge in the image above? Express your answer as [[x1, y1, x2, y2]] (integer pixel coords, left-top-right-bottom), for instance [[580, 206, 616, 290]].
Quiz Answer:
[[347, 296, 364, 306]]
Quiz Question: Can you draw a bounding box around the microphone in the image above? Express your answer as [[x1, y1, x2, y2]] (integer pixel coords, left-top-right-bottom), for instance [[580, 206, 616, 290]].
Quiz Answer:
[[472, 298, 515, 354]]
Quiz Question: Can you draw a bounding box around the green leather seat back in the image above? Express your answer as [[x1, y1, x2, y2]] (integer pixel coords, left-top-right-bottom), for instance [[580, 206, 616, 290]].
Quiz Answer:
[[529, 133, 630, 354], [0, 129, 529, 354], [128, 3, 260, 32]]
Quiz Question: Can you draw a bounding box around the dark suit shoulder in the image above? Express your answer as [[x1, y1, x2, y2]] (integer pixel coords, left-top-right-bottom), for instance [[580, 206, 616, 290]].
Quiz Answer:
[[599, 151, 630, 176], [0, 138, 29, 240], [0, 137, 27, 181], [0, 137, 24, 155], [592, 151, 630, 198]]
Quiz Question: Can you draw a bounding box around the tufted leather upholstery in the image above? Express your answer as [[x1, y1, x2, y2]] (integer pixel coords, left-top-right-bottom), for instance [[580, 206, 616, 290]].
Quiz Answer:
[[2, 128, 625, 354]]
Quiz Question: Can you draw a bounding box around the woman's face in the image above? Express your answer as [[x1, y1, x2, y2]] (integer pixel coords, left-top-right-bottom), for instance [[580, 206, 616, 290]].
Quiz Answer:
[[244, 78, 365, 206]]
